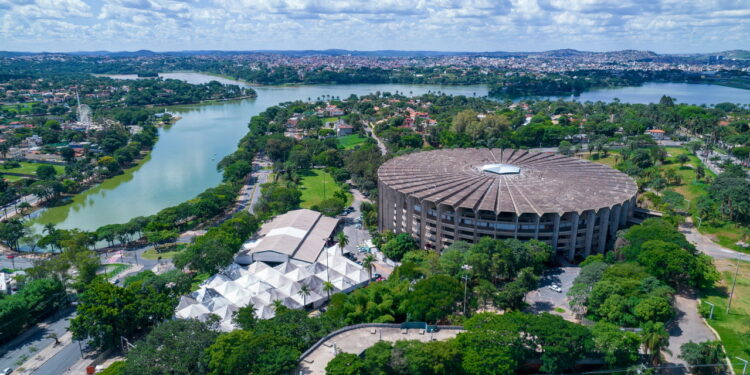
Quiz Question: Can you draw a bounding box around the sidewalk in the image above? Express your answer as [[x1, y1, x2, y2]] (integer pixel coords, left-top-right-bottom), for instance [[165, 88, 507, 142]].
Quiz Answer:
[[15, 332, 74, 374]]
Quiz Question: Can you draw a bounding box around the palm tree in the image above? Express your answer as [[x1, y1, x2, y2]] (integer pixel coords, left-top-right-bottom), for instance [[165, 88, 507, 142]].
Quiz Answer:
[[641, 322, 671, 366], [298, 284, 312, 307], [335, 232, 348, 256], [17, 202, 32, 217], [362, 254, 375, 280], [323, 281, 334, 299]]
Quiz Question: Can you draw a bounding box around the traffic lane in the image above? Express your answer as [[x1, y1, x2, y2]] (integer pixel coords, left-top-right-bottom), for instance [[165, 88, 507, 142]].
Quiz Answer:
[[0, 310, 74, 371], [31, 339, 82, 375]]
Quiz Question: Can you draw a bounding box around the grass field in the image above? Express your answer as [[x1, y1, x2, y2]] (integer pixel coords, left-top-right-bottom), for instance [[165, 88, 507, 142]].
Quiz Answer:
[[101, 263, 129, 277], [337, 134, 368, 149], [2, 174, 26, 182], [322, 117, 341, 125], [700, 258, 750, 373], [142, 243, 186, 260], [1, 162, 65, 176], [298, 169, 350, 209]]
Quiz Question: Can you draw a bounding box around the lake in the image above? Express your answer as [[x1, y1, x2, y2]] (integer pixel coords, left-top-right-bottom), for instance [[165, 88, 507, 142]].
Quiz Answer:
[[29, 73, 750, 238]]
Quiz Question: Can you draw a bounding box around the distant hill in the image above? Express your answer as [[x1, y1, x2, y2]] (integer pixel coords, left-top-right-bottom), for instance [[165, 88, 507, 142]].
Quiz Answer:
[[0, 48, 747, 60]]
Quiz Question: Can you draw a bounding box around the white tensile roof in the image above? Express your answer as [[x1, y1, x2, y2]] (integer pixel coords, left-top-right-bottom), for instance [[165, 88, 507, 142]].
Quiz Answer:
[[175, 247, 370, 330]]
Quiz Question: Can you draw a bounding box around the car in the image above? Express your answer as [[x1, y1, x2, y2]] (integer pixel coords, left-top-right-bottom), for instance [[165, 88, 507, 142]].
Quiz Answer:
[[548, 284, 562, 293], [355, 224, 362, 229], [2, 368, 12, 375]]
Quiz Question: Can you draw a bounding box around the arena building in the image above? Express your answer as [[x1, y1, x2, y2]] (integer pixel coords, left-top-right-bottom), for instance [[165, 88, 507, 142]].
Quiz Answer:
[[377, 148, 638, 260]]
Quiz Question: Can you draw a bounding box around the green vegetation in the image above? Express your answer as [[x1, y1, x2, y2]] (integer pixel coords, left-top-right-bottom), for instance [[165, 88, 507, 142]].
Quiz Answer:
[[700, 258, 750, 374], [337, 134, 368, 149], [0, 277, 67, 342], [0, 161, 64, 177], [569, 219, 717, 328], [298, 169, 349, 208], [141, 243, 186, 260], [101, 263, 129, 277]]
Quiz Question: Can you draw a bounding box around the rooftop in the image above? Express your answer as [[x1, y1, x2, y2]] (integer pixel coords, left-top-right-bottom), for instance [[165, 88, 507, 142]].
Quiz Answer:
[[378, 148, 637, 215]]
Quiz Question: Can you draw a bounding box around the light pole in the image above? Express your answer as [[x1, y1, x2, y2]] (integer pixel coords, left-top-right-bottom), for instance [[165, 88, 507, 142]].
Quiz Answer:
[[727, 254, 743, 313], [702, 300, 715, 319], [461, 264, 472, 316], [737, 357, 748, 375]]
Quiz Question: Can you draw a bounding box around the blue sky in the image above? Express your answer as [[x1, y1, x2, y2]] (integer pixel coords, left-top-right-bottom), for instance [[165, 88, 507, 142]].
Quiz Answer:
[[1, 0, 749, 53]]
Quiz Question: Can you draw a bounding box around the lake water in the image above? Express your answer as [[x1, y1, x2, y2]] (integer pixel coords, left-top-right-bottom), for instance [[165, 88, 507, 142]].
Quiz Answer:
[[30, 73, 750, 237]]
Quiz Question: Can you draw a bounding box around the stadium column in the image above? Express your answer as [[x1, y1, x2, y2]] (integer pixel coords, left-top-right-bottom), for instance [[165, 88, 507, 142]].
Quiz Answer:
[[405, 196, 414, 237], [551, 213, 561, 251], [435, 204, 445, 251], [583, 210, 596, 258], [567, 212, 580, 261], [533, 213, 541, 240], [597, 207, 610, 253], [610, 204, 621, 235], [396, 192, 405, 233], [513, 213, 519, 239], [419, 200, 427, 249], [620, 199, 630, 227]]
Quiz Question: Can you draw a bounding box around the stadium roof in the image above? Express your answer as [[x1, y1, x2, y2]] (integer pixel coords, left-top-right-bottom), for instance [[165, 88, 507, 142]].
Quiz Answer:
[[378, 148, 637, 215]]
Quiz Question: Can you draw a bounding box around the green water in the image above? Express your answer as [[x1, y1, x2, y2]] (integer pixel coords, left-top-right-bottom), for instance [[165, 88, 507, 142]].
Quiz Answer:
[[30, 73, 750, 236], [30, 73, 490, 234]]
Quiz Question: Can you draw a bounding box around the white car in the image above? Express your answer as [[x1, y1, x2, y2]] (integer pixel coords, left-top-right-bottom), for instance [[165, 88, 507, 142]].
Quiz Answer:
[[2, 368, 12, 375], [548, 284, 562, 293]]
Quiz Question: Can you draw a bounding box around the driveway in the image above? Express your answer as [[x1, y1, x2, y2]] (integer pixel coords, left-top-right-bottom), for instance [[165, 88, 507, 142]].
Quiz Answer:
[[525, 267, 580, 321], [680, 218, 746, 260], [663, 293, 717, 370]]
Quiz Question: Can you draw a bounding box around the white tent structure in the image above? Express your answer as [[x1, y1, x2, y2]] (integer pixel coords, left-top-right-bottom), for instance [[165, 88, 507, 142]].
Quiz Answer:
[[175, 247, 370, 330]]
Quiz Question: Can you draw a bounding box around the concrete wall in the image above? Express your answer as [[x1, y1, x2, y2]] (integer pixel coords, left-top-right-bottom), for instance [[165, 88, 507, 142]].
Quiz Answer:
[[378, 182, 636, 261]]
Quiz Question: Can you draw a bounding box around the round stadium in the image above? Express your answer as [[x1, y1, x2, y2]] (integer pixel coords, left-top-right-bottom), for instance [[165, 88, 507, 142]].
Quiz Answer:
[[377, 148, 639, 261]]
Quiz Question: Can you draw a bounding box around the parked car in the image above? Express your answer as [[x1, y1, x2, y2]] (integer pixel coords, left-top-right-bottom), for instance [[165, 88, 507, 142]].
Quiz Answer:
[[2, 368, 13, 375], [548, 284, 562, 293]]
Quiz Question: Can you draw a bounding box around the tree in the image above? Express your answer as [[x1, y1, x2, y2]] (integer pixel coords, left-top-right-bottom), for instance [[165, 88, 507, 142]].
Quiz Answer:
[[0, 218, 26, 250], [325, 352, 367, 375], [679, 341, 725, 375], [591, 322, 641, 367], [232, 304, 257, 331], [459, 313, 528, 375], [676, 154, 690, 167], [70, 278, 176, 350], [60, 147, 76, 164], [362, 254, 375, 280], [313, 198, 345, 217], [558, 140, 573, 156], [404, 275, 462, 323], [524, 313, 593, 373], [634, 296, 673, 323], [336, 231, 348, 255], [323, 281, 334, 299], [298, 283, 312, 307], [36, 164, 57, 180], [206, 330, 299, 375], [123, 319, 218, 375], [641, 321, 670, 366], [381, 233, 418, 261]]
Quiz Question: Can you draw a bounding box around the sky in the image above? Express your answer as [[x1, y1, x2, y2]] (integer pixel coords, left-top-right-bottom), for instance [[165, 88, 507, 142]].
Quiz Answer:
[[0, 0, 749, 53]]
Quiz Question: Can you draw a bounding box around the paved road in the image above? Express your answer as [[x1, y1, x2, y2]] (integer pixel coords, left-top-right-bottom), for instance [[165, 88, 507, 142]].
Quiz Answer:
[[680, 218, 746, 260], [525, 267, 580, 321], [297, 326, 463, 375], [0, 309, 75, 372], [32, 339, 81, 375], [664, 293, 717, 368], [365, 123, 387, 155]]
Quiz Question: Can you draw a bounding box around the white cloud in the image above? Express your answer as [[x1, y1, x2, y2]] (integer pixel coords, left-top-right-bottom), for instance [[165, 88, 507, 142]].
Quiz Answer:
[[0, 0, 748, 52]]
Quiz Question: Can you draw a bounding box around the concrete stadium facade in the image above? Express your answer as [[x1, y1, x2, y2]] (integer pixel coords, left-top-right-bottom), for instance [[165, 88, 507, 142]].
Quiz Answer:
[[377, 148, 638, 261]]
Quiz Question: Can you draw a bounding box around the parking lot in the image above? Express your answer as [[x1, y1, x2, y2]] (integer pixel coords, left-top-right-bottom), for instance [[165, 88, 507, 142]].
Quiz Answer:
[[525, 267, 580, 321]]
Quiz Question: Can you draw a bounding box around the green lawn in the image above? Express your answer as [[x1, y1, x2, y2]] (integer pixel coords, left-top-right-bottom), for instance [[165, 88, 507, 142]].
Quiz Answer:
[[101, 263, 129, 277], [2, 174, 27, 182], [142, 243, 186, 260], [322, 117, 340, 125], [298, 169, 350, 209], [1, 162, 65, 176], [337, 134, 368, 149], [700, 258, 750, 374]]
